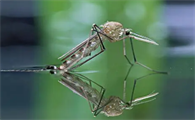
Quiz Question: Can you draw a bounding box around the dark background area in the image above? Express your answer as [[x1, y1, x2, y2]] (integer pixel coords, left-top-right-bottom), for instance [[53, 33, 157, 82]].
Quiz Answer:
[[0, 0, 194, 119]]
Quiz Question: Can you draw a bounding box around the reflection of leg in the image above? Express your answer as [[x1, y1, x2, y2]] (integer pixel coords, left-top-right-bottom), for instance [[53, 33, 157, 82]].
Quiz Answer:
[[129, 38, 168, 74], [129, 72, 159, 105], [93, 88, 106, 117], [123, 65, 133, 101]]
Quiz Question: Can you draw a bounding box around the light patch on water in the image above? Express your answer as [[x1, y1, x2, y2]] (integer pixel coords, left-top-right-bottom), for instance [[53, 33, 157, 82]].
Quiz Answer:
[[148, 44, 166, 58], [49, 11, 77, 32], [166, 44, 195, 57], [69, 2, 106, 25], [73, 70, 99, 74], [147, 22, 169, 41], [125, 2, 146, 22], [55, 36, 73, 40]]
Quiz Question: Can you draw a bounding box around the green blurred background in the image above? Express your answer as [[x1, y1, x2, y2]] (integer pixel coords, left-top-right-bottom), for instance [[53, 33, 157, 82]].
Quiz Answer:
[[1, 0, 194, 120]]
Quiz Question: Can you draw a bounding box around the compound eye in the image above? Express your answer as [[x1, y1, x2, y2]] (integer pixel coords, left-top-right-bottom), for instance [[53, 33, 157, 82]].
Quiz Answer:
[[49, 70, 56, 74], [125, 29, 131, 35], [46, 65, 57, 70], [125, 31, 130, 35]]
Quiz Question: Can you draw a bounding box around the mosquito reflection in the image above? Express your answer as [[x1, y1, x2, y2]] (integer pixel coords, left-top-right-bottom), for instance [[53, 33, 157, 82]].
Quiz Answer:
[[49, 65, 160, 117]]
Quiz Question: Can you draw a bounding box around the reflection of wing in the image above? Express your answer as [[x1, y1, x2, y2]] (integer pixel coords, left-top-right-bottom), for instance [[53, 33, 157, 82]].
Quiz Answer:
[[58, 72, 90, 102], [58, 72, 101, 106], [59, 78, 86, 100]]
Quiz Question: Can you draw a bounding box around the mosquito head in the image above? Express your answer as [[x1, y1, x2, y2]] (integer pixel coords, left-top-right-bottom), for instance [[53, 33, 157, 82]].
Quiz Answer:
[[102, 96, 126, 117], [124, 29, 132, 36], [49, 70, 57, 74], [102, 21, 124, 42], [46, 65, 57, 70]]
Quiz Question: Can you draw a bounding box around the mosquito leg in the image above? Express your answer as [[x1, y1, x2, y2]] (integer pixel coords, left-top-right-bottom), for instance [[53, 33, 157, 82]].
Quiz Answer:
[[93, 88, 106, 117], [129, 38, 168, 74], [123, 38, 134, 66], [122, 35, 135, 101], [123, 65, 133, 101], [93, 24, 113, 41], [92, 24, 105, 50], [122, 33, 134, 101], [129, 72, 158, 104]]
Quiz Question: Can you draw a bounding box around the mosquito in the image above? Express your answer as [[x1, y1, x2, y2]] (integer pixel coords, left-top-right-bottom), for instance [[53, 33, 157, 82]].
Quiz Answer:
[[0, 21, 167, 75], [57, 21, 167, 75], [46, 65, 160, 117]]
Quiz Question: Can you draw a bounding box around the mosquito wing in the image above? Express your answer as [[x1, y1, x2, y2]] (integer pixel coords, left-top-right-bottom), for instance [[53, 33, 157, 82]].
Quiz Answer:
[[58, 71, 102, 106], [58, 34, 97, 61], [58, 72, 89, 100]]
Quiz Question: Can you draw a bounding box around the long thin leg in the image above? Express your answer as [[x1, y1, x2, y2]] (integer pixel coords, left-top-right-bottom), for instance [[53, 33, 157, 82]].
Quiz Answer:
[[123, 38, 134, 66], [93, 24, 113, 41], [93, 88, 106, 117], [129, 72, 159, 105], [93, 24, 105, 50], [123, 65, 133, 101], [129, 38, 168, 74]]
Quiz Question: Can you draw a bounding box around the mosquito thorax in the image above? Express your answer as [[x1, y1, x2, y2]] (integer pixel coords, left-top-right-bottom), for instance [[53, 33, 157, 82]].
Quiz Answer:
[[102, 21, 124, 42], [103, 96, 124, 117]]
